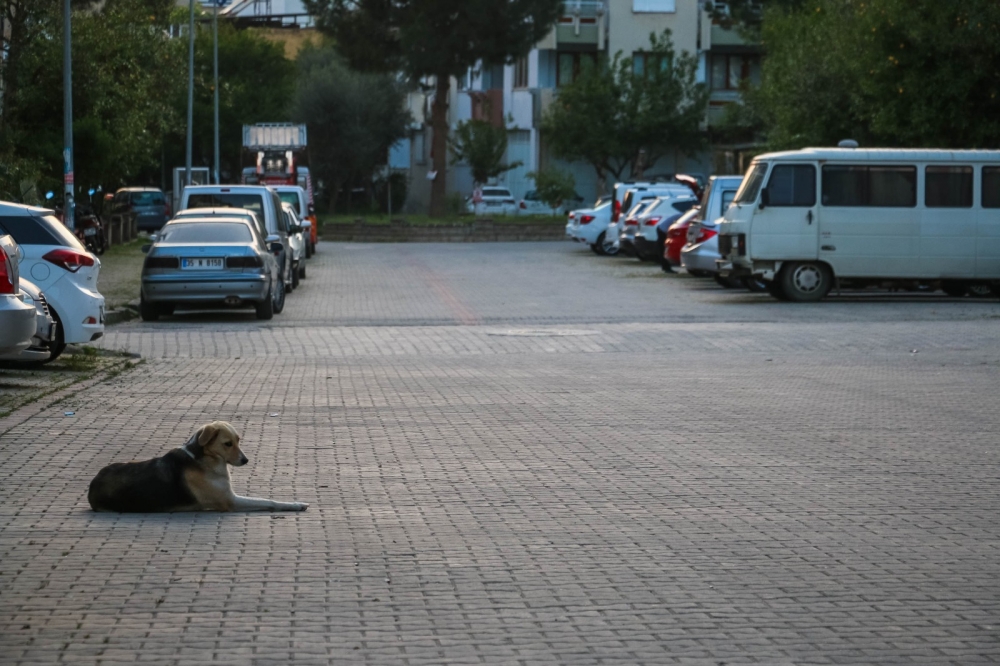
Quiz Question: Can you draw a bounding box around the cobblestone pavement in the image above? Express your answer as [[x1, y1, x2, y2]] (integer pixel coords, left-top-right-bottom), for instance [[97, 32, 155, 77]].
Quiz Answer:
[[2, 242, 999, 665]]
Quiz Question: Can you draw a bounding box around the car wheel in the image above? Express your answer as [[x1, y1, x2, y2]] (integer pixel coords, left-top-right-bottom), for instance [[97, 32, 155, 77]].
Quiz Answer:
[[590, 243, 602, 255], [140, 295, 160, 321], [967, 283, 992, 298], [940, 280, 968, 297], [272, 276, 285, 314], [255, 289, 274, 320], [291, 263, 300, 289], [744, 276, 769, 293], [299, 263, 306, 280], [598, 231, 619, 256], [305, 243, 312, 259], [41, 306, 66, 364], [777, 261, 833, 302]]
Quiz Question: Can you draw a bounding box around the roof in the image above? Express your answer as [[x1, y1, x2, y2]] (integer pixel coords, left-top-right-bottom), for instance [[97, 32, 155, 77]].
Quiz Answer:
[[753, 148, 1000, 163]]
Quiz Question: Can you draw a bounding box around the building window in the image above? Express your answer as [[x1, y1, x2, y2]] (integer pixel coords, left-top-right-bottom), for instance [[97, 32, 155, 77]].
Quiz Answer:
[[766, 165, 816, 207], [514, 56, 529, 89], [633, 0, 676, 12], [925, 166, 973, 208], [822, 165, 917, 207], [984, 167, 1000, 208], [632, 53, 669, 77], [557, 52, 597, 87], [711, 54, 761, 90]]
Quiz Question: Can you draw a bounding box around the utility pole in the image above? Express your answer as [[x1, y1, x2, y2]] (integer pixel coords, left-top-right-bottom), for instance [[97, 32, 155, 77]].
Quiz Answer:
[[213, 0, 220, 184], [185, 0, 195, 189], [63, 0, 74, 230]]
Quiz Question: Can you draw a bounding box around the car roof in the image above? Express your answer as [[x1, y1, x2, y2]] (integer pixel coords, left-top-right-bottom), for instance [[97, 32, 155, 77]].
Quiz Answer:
[[165, 217, 253, 226], [176, 207, 257, 216], [272, 185, 305, 193], [116, 187, 163, 193], [0, 201, 55, 217], [184, 184, 274, 192]]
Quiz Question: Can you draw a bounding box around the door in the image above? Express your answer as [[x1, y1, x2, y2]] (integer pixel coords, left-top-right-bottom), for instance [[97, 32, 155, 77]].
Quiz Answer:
[[752, 163, 818, 261]]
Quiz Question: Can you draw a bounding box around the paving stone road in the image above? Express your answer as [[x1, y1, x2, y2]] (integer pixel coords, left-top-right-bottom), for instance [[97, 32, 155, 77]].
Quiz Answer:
[[2, 242, 1000, 665]]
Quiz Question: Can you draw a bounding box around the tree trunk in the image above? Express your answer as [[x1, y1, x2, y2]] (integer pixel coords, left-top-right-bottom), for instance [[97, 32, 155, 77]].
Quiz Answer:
[[428, 74, 451, 218]]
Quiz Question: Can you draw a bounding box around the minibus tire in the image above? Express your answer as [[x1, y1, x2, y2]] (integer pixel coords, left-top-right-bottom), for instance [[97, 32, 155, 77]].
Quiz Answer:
[[778, 262, 833, 302], [940, 281, 968, 297]]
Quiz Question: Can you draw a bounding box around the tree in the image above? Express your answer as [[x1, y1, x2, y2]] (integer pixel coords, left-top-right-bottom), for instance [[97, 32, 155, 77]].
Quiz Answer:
[[541, 30, 708, 192], [290, 44, 409, 213], [526, 168, 576, 214], [304, 0, 564, 217], [750, 0, 1000, 150], [449, 119, 520, 186]]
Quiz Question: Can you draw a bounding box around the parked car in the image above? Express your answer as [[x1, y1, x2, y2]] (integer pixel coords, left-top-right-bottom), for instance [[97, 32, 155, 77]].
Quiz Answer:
[[273, 185, 316, 255], [616, 197, 666, 257], [0, 232, 37, 357], [170, 207, 267, 241], [518, 190, 585, 216], [179, 185, 293, 291], [568, 200, 616, 255], [0, 201, 105, 360], [681, 176, 743, 279], [0, 278, 59, 364], [280, 202, 307, 289], [633, 195, 698, 263], [466, 187, 517, 216], [611, 178, 701, 225], [109, 187, 170, 232], [140, 217, 284, 321]]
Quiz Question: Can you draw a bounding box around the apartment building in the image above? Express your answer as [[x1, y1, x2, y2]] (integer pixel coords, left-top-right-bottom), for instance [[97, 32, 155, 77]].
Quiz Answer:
[[399, 0, 760, 213]]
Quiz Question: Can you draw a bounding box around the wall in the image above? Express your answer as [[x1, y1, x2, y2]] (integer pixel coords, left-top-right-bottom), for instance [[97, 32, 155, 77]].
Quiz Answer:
[[607, 0, 698, 57]]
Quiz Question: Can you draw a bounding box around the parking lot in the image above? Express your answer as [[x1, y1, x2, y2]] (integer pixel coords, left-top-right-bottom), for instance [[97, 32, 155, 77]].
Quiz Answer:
[[2, 241, 1000, 664]]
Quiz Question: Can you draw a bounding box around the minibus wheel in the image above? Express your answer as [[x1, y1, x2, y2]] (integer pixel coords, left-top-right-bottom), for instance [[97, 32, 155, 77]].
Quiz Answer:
[[940, 281, 968, 298], [778, 262, 833, 302]]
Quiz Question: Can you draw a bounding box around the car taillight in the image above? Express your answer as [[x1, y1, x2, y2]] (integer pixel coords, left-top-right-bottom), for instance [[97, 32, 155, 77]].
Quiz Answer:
[[144, 256, 179, 269], [644, 216, 661, 226], [43, 248, 95, 273], [696, 228, 718, 243], [613, 200, 621, 222], [579, 215, 595, 224], [519, 201, 527, 209], [226, 256, 263, 268], [624, 218, 638, 226], [569, 212, 576, 219], [0, 250, 13, 294]]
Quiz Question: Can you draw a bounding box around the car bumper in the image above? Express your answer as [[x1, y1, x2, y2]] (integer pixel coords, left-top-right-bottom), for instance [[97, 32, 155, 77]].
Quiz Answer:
[[142, 274, 270, 303], [46, 278, 105, 344], [681, 243, 721, 273], [634, 236, 661, 257], [576, 222, 609, 245], [0, 295, 38, 355]]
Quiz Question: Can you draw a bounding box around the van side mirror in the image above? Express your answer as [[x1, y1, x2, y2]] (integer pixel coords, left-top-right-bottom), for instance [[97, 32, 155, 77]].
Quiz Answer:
[[759, 187, 770, 209]]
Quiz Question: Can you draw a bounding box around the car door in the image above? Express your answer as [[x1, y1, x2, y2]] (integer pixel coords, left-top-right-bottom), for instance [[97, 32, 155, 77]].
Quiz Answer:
[[753, 163, 819, 261]]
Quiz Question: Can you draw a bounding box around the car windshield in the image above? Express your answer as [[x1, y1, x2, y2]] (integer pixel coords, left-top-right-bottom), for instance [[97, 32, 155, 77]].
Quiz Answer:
[[186, 193, 265, 217], [130, 191, 165, 206], [672, 199, 697, 214], [159, 223, 252, 244], [734, 163, 768, 204], [277, 192, 302, 215]]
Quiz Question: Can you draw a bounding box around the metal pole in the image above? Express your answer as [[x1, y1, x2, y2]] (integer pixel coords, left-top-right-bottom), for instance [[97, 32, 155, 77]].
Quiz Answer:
[[63, 0, 74, 230], [185, 0, 195, 188], [213, 1, 220, 184]]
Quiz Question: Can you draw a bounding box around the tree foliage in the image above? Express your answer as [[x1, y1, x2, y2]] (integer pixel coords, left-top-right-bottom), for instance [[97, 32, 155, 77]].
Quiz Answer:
[[527, 168, 576, 213], [304, 0, 564, 216], [450, 119, 520, 186], [290, 44, 410, 213], [752, 0, 1000, 149], [541, 30, 708, 190]]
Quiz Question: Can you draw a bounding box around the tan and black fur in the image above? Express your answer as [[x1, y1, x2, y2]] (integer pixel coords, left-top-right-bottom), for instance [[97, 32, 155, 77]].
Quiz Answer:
[[87, 421, 308, 513]]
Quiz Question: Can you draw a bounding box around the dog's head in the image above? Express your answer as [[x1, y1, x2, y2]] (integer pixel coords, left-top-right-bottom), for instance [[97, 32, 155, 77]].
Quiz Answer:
[[195, 421, 248, 466]]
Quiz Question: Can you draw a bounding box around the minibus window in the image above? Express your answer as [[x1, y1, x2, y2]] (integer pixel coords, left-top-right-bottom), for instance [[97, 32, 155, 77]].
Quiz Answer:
[[765, 165, 816, 206], [720, 190, 736, 216], [983, 167, 1000, 208], [734, 163, 767, 204], [925, 166, 973, 208], [822, 165, 916, 207]]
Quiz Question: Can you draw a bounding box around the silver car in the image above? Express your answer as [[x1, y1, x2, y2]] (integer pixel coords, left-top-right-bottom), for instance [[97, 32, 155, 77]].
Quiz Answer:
[[0, 232, 36, 356], [140, 218, 284, 321], [281, 202, 307, 289]]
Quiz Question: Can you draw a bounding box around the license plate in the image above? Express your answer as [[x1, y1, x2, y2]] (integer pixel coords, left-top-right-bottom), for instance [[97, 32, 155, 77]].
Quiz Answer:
[[182, 257, 223, 270], [84, 227, 97, 236]]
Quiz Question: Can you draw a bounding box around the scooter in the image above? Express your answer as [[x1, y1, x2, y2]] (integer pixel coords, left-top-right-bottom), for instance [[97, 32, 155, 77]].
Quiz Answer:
[[46, 189, 108, 254]]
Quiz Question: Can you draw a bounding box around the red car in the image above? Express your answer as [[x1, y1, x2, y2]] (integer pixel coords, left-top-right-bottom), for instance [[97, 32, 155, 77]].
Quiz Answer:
[[663, 208, 699, 269]]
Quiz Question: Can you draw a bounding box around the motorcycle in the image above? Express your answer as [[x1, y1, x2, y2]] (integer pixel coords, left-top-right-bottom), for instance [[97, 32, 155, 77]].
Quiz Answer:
[[45, 188, 109, 255]]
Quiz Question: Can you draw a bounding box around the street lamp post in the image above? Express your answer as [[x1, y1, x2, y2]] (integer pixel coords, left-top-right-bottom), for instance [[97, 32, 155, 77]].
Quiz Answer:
[[185, 0, 195, 189], [213, 0, 220, 184], [63, 0, 74, 230]]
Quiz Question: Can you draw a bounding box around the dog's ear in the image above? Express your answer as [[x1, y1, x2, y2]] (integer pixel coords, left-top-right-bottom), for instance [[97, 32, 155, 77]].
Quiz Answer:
[[197, 423, 220, 447]]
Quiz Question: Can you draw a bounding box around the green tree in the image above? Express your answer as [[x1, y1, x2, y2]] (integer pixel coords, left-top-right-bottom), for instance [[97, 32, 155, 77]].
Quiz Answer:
[[449, 119, 520, 186], [541, 30, 708, 192], [290, 44, 409, 213], [304, 0, 564, 216], [526, 168, 576, 214]]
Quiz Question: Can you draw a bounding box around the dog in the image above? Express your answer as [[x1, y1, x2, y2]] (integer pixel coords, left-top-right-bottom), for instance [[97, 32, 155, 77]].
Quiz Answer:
[[87, 421, 309, 513]]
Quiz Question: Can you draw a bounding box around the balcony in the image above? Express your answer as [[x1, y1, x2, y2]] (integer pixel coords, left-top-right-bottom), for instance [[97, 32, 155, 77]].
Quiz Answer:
[[547, 1, 607, 48]]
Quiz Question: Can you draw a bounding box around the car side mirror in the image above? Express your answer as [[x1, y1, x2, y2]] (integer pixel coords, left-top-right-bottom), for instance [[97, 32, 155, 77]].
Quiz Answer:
[[759, 188, 770, 209], [265, 234, 280, 244], [141, 244, 151, 254]]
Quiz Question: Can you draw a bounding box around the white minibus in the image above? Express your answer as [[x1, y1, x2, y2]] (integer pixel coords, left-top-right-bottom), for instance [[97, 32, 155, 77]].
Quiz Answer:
[[717, 147, 1000, 301]]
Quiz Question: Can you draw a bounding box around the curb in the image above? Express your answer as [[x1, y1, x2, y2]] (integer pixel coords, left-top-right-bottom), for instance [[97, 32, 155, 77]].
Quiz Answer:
[[105, 304, 139, 326]]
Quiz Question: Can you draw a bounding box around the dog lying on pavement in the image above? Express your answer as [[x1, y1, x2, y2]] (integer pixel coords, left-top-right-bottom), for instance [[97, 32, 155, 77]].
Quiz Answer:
[[88, 421, 309, 513]]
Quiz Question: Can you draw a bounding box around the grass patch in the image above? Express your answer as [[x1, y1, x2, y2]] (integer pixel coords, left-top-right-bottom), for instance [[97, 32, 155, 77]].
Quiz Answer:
[[97, 238, 147, 310]]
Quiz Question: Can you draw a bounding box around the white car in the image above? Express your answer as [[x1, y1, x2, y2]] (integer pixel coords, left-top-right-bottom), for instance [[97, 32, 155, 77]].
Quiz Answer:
[[568, 201, 615, 255], [0, 202, 104, 358], [281, 202, 307, 289], [466, 187, 517, 216], [632, 195, 699, 261], [0, 232, 37, 356]]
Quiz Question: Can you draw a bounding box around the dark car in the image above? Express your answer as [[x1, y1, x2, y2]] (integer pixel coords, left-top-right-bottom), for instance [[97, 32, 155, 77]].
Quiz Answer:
[[110, 187, 170, 232]]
